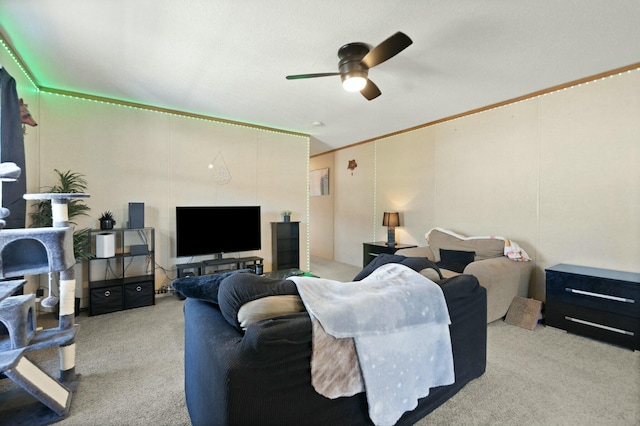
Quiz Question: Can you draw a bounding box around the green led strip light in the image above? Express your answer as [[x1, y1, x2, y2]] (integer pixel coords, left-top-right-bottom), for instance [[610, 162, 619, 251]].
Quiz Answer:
[[40, 87, 309, 138], [0, 35, 39, 90], [0, 33, 308, 139]]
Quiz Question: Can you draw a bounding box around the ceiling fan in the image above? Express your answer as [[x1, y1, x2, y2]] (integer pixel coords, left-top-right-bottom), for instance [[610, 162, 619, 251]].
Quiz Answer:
[[285, 32, 412, 101]]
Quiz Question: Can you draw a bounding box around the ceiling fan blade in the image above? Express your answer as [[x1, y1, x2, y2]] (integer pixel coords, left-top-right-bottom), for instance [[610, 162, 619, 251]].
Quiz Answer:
[[361, 79, 381, 101], [361, 32, 413, 69], [286, 72, 340, 80]]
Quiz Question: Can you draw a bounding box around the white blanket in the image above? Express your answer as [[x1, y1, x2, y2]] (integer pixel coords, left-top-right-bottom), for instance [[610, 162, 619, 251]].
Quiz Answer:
[[290, 263, 455, 426]]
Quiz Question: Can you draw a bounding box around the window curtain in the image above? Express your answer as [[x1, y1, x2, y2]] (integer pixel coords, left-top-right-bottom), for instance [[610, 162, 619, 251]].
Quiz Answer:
[[0, 67, 26, 229]]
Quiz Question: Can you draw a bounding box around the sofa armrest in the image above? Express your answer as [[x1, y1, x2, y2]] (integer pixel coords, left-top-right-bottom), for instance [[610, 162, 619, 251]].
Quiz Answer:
[[394, 246, 435, 261], [464, 257, 533, 322], [184, 299, 372, 426]]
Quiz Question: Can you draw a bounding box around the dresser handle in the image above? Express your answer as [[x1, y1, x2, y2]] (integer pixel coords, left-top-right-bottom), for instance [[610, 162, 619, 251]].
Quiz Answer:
[[136, 286, 142, 292], [104, 290, 111, 297], [565, 288, 635, 303], [565, 316, 634, 336]]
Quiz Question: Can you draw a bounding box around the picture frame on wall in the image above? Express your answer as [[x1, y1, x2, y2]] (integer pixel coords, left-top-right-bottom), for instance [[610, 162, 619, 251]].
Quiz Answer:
[[310, 168, 329, 196]]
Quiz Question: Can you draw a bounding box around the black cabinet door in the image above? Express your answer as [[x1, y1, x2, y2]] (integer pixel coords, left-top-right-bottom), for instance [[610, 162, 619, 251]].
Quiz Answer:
[[90, 285, 123, 315], [124, 281, 154, 309], [271, 222, 300, 271], [545, 264, 640, 350]]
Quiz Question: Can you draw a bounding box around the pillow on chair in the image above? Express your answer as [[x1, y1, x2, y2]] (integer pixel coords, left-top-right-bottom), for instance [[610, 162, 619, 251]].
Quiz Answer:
[[218, 273, 300, 332], [427, 228, 504, 261], [437, 249, 476, 273], [237, 295, 305, 330]]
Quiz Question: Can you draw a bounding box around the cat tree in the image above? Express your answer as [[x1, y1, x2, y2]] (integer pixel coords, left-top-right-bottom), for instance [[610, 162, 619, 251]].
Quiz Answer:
[[0, 162, 89, 422]]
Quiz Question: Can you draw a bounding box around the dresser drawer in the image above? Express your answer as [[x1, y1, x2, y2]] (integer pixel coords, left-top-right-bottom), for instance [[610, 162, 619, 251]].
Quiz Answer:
[[124, 281, 154, 309], [546, 267, 640, 318], [90, 285, 123, 315], [546, 301, 639, 350], [545, 264, 640, 350]]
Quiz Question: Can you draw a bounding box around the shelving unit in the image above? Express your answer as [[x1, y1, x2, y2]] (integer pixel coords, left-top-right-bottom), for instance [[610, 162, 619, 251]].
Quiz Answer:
[[87, 227, 155, 316], [271, 221, 299, 271]]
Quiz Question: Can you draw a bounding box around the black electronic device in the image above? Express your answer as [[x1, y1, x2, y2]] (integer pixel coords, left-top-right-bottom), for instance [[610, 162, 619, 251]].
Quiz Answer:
[[128, 202, 145, 229], [130, 244, 149, 255], [175, 206, 261, 258]]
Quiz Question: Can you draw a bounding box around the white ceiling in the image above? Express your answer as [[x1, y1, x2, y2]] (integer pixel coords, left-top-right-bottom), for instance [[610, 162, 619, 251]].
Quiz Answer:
[[1, 1, 639, 155]]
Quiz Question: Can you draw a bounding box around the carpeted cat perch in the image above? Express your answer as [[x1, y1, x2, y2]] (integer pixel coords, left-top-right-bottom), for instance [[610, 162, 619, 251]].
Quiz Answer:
[[1, 65, 89, 423], [0, 180, 90, 422]]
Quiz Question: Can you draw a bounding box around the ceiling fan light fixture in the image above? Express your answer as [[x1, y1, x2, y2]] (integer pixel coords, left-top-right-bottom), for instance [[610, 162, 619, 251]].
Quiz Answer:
[[342, 72, 367, 92], [286, 32, 412, 100]]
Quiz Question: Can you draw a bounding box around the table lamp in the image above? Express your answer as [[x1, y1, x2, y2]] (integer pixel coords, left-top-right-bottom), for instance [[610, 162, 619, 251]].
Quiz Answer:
[[382, 212, 400, 246]]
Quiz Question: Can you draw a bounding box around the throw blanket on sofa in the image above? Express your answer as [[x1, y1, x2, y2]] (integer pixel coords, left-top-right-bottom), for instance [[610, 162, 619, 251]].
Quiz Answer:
[[428, 227, 532, 261], [290, 263, 454, 426]]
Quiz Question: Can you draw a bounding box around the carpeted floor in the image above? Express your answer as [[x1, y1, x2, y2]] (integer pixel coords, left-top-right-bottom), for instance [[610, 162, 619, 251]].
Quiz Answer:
[[1, 258, 639, 425], [419, 320, 639, 425], [0, 295, 190, 426], [311, 257, 640, 425]]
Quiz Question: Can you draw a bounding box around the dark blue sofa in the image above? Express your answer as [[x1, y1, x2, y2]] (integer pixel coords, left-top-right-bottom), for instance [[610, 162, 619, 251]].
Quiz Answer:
[[183, 273, 486, 425]]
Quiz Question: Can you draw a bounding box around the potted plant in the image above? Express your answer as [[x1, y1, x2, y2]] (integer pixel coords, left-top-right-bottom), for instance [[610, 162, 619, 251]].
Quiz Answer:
[[29, 169, 93, 316], [28, 169, 93, 261], [282, 210, 292, 222], [99, 211, 116, 230]]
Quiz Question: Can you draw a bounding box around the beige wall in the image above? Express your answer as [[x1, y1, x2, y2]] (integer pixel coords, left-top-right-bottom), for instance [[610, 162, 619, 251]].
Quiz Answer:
[[315, 70, 640, 300], [309, 154, 334, 259], [2, 48, 310, 305], [4, 43, 639, 303], [331, 143, 377, 267]]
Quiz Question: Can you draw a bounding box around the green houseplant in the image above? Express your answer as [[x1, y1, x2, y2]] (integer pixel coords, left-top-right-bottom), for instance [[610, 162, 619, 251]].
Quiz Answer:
[[99, 211, 116, 230], [28, 169, 93, 261]]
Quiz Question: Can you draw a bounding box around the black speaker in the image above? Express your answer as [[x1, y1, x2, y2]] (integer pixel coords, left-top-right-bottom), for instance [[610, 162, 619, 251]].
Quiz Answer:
[[128, 202, 144, 229], [130, 244, 149, 255]]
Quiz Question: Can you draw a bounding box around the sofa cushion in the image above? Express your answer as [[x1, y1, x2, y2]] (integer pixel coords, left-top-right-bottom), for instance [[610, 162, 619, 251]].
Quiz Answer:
[[353, 253, 442, 281], [218, 273, 300, 331], [437, 249, 476, 273], [419, 267, 442, 283], [237, 295, 305, 330], [170, 269, 252, 304], [427, 228, 504, 262]]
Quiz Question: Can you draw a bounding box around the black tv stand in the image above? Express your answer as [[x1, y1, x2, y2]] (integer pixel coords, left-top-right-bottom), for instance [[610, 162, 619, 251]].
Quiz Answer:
[[176, 256, 263, 278]]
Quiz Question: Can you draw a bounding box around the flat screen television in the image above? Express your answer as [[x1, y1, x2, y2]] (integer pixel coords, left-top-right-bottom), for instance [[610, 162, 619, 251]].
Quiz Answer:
[[176, 206, 261, 257]]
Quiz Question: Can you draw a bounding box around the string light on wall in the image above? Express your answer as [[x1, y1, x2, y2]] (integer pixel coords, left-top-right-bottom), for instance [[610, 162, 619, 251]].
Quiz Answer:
[[0, 37, 39, 89], [208, 151, 231, 185]]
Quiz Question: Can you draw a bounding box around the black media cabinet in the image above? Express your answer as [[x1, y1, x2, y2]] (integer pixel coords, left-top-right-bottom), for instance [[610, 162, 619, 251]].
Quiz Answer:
[[176, 256, 263, 278], [271, 221, 299, 271], [87, 227, 155, 316], [545, 263, 640, 350]]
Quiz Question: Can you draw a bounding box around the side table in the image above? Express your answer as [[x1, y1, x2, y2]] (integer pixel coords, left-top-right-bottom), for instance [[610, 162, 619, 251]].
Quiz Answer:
[[545, 263, 640, 350], [362, 242, 418, 267]]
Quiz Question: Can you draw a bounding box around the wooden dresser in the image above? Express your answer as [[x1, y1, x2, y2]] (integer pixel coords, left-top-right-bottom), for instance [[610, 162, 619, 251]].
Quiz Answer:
[[545, 264, 640, 350]]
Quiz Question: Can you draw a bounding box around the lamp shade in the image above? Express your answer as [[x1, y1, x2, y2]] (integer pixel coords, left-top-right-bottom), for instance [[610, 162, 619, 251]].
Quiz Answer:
[[382, 212, 400, 227]]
